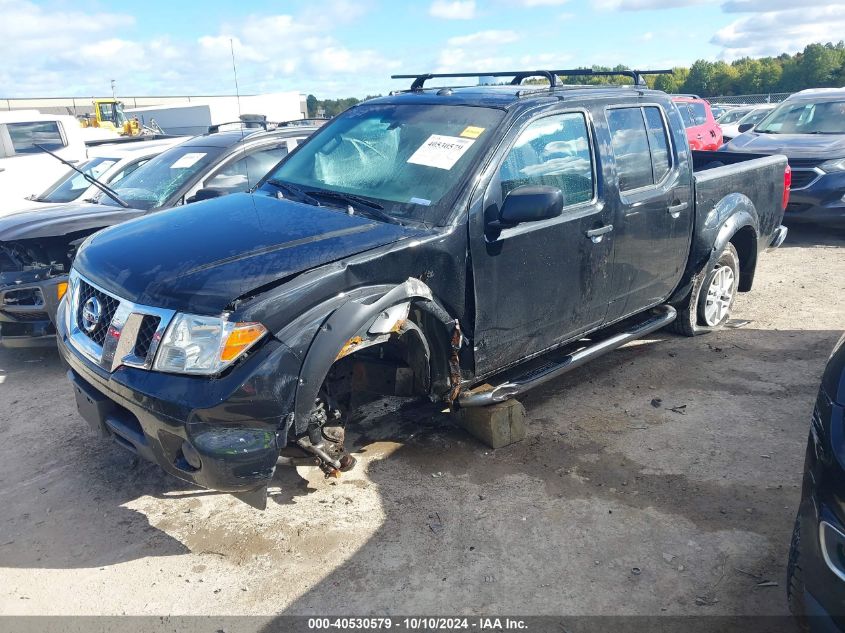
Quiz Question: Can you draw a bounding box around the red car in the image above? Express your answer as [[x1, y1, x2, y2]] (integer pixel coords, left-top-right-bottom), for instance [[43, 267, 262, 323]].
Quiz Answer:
[[672, 96, 723, 151]]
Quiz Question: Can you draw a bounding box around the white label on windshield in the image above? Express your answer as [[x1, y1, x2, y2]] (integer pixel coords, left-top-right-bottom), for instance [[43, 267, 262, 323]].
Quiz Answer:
[[407, 135, 475, 170], [170, 152, 206, 169]]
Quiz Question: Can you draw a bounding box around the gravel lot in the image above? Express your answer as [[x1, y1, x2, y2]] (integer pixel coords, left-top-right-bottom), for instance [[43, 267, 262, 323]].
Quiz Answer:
[[0, 224, 842, 619]]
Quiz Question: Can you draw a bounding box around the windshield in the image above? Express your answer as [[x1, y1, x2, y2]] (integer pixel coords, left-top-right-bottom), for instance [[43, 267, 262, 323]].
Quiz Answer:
[[99, 144, 225, 210], [261, 103, 505, 224], [37, 157, 118, 203], [755, 99, 845, 135], [718, 109, 751, 124], [739, 108, 773, 126]]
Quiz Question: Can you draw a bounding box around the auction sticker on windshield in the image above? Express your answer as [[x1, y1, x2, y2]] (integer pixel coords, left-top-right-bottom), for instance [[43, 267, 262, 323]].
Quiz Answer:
[[407, 135, 475, 170], [170, 153, 207, 169]]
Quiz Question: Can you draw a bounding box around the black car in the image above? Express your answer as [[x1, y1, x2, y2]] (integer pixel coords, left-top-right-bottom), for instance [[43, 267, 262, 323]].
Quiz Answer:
[[55, 69, 790, 508], [0, 125, 316, 348], [789, 334, 845, 631], [723, 88, 845, 228]]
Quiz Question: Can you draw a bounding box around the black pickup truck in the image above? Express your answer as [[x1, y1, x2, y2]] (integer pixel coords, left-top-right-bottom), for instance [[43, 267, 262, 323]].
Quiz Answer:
[[55, 70, 790, 508]]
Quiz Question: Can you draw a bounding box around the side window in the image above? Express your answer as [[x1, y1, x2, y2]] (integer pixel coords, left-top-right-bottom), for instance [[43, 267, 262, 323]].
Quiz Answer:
[[607, 108, 653, 191], [677, 104, 695, 128], [109, 158, 149, 185], [499, 112, 594, 207], [643, 107, 671, 183], [7, 121, 67, 154], [691, 102, 708, 125], [204, 145, 290, 193]]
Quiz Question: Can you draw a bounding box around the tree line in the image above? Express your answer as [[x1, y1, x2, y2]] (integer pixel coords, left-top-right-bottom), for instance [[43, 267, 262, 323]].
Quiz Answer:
[[304, 42, 845, 116], [561, 42, 845, 97]]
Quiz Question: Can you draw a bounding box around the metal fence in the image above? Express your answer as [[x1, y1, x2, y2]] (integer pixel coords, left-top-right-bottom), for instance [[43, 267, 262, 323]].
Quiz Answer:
[[708, 92, 792, 105]]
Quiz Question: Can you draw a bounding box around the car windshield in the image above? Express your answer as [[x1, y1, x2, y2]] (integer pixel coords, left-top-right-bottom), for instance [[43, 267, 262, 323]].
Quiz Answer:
[[738, 108, 772, 126], [718, 109, 751, 124], [261, 103, 505, 225], [755, 99, 845, 135], [98, 144, 225, 210], [37, 157, 118, 203]]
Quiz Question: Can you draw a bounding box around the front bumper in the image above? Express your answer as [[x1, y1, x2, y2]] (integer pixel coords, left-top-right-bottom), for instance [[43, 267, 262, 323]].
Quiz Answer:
[[785, 171, 845, 228], [0, 273, 65, 349], [56, 298, 302, 501]]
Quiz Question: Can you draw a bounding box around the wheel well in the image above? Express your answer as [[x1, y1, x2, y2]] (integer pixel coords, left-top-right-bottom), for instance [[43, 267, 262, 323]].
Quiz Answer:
[[317, 312, 451, 419], [729, 225, 757, 292]]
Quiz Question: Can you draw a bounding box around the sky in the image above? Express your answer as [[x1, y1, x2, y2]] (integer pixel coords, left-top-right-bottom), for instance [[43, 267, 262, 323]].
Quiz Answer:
[[2, 0, 844, 99]]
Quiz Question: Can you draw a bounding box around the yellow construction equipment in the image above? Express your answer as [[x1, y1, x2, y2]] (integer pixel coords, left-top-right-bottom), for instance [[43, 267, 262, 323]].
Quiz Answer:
[[79, 99, 141, 136]]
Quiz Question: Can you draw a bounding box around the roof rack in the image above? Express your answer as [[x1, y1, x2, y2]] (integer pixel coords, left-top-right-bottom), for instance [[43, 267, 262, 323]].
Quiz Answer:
[[391, 68, 673, 91]]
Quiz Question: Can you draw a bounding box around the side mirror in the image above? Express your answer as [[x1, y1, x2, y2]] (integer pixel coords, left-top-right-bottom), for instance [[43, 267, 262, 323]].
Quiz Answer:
[[187, 188, 226, 204], [493, 185, 564, 230], [737, 123, 754, 133]]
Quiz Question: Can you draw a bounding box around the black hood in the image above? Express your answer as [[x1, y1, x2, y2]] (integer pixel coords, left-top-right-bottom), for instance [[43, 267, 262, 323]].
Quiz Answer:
[[724, 131, 845, 160], [74, 193, 426, 314], [0, 201, 136, 241]]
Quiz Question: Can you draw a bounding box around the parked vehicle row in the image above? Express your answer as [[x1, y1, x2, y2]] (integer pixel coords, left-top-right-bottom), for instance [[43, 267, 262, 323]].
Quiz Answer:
[[6, 136, 187, 216], [724, 88, 845, 228], [0, 125, 314, 347], [719, 104, 776, 142]]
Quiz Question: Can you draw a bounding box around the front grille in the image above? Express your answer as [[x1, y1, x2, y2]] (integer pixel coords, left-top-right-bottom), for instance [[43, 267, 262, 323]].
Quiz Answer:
[[67, 272, 175, 373], [790, 169, 820, 190], [76, 280, 120, 346], [1, 310, 49, 322], [788, 158, 822, 169], [134, 315, 161, 359], [2, 287, 43, 307]]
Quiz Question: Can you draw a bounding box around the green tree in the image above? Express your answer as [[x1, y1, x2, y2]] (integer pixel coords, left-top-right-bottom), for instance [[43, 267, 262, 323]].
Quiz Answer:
[[306, 94, 318, 118]]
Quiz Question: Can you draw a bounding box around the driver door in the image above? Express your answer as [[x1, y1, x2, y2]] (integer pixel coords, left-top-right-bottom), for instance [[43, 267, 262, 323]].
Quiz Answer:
[[469, 109, 614, 376]]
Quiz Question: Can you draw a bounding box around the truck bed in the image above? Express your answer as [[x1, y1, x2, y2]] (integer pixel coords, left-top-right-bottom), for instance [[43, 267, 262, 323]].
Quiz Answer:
[[691, 149, 788, 263]]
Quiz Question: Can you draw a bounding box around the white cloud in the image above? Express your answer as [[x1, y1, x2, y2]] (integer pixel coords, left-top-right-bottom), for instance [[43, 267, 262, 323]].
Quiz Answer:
[[720, 0, 842, 12], [592, 0, 714, 9], [0, 0, 398, 98], [520, 0, 570, 6], [447, 30, 520, 47], [429, 0, 477, 19], [711, 4, 845, 59]]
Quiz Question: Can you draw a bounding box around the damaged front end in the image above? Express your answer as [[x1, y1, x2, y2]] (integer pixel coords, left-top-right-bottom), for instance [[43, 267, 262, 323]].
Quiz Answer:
[[0, 237, 79, 348]]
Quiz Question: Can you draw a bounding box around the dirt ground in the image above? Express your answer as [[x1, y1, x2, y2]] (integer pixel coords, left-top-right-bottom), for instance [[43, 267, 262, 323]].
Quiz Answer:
[[0, 224, 842, 619]]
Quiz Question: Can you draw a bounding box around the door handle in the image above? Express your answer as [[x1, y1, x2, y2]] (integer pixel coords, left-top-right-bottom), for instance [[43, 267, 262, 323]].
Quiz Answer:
[[585, 224, 613, 243], [668, 201, 688, 218], [696, 133, 703, 139]]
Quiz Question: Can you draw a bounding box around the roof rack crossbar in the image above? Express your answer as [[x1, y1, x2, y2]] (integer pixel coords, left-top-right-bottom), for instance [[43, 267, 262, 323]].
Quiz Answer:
[[392, 68, 672, 91], [392, 70, 558, 91]]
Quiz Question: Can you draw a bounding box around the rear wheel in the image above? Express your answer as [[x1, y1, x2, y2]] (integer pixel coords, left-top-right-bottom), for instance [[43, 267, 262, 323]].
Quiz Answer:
[[669, 242, 739, 336]]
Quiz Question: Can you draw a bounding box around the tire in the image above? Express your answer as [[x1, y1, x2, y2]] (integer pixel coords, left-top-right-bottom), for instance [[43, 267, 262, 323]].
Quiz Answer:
[[787, 518, 810, 632], [669, 242, 740, 336]]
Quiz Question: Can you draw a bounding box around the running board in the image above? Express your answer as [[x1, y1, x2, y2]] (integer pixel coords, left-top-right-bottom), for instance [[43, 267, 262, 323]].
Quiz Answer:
[[458, 305, 676, 407]]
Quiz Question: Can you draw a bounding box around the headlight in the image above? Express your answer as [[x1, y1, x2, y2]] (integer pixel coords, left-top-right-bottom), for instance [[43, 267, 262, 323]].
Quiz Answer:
[[153, 313, 267, 375], [820, 158, 845, 173]]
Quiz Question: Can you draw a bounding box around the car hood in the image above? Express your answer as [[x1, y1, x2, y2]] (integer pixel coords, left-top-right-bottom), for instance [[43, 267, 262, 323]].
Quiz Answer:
[[74, 193, 427, 314], [724, 132, 845, 159], [0, 200, 137, 241]]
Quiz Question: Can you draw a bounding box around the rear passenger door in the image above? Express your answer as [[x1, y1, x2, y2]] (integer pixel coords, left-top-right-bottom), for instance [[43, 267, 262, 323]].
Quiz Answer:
[[470, 109, 614, 375], [604, 104, 692, 322]]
